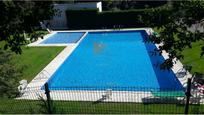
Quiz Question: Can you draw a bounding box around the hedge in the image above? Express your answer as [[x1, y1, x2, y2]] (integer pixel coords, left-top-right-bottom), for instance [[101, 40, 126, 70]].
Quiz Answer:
[[66, 9, 155, 29]]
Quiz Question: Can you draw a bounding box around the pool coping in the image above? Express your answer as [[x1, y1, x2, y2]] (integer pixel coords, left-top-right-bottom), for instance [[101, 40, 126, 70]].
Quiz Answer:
[[20, 28, 193, 102]]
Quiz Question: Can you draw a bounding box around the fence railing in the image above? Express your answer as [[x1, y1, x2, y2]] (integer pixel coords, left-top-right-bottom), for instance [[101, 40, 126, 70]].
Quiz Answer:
[[0, 78, 204, 114]]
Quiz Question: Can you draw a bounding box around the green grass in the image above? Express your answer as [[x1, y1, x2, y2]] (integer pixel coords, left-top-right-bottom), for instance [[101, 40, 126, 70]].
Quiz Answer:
[[53, 101, 204, 114], [12, 46, 65, 81], [53, 101, 186, 114], [0, 99, 203, 114], [0, 98, 46, 114], [0, 45, 66, 114], [180, 41, 204, 75]]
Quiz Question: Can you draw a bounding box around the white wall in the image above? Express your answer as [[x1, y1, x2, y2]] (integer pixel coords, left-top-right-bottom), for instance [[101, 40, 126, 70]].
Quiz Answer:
[[188, 23, 204, 33], [45, 2, 102, 30], [96, 2, 102, 13]]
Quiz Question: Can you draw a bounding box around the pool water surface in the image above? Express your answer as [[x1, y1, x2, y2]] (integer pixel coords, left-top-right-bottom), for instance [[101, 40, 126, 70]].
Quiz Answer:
[[47, 30, 183, 91]]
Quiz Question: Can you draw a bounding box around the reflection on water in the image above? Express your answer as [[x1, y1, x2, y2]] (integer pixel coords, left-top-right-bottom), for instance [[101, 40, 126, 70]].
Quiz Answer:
[[93, 42, 105, 54]]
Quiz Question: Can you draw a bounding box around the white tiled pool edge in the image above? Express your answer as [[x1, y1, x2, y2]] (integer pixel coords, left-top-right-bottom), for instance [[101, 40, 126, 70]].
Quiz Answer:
[[18, 28, 196, 103]]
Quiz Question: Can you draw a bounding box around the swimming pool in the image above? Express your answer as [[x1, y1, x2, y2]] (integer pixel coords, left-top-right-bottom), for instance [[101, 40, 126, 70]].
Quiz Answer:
[[47, 30, 183, 91], [40, 32, 85, 44]]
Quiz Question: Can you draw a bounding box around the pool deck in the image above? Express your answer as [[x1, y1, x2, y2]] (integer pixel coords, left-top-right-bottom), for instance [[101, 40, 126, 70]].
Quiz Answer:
[[18, 89, 190, 104], [18, 28, 200, 103]]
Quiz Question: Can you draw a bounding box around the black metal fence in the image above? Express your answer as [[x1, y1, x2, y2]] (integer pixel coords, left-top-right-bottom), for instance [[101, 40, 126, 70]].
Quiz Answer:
[[0, 79, 204, 114]]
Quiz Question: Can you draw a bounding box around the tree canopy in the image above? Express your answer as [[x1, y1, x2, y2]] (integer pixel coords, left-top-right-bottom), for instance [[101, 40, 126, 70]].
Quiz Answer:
[[0, 50, 22, 97], [0, 1, 55, 97], [147, 1, 204, 70], [102, 0, 167, 11], [0, 1, 55, 54]]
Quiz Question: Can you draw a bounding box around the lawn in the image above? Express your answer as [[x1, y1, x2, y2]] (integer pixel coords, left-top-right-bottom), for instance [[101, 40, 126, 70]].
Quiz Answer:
[[180, 40, 204, 75], [0, 45, 66, 114], [12, 46, 65, 81], [0, 99, 203, 114]]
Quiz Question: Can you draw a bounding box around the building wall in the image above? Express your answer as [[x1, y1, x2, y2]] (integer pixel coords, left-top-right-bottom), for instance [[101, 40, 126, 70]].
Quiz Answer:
[[45, 2, 102, 30]]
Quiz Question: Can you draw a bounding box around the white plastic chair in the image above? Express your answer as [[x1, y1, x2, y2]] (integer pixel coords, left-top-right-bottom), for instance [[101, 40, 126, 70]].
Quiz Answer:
[[102, 89, 112, 99], [18, 79, 28, 94]]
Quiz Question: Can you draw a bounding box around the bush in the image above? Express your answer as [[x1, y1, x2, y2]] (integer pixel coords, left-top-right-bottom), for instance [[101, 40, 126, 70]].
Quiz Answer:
[[0, 50, 23, 98], [66, 9, 154, 29]]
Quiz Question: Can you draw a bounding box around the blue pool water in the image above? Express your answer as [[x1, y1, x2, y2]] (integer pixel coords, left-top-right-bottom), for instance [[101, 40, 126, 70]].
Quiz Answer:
[[47, 30, 183, 91], [40, 32, 84, 44]]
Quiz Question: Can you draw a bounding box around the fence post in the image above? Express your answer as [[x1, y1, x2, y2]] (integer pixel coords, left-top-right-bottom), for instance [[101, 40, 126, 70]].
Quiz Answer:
[[184, 78, 192, 114], [44, 83, 52, 114]]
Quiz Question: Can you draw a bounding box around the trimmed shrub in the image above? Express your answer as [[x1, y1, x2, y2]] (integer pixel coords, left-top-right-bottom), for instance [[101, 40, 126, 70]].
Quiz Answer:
[[66, 9, 154, 29]]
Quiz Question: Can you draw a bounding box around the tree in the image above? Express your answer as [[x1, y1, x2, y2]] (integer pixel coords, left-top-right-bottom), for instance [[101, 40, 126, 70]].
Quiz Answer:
[[147, 1, 204, 70], [102, 0, 167, 11], [0, 1, 55, 97], [0, 1, 55, 54], [0, 50, 22, 98]]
